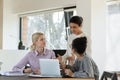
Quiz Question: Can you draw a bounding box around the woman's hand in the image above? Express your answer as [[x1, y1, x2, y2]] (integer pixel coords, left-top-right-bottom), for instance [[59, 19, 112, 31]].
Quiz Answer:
[[57, 54, 63, 63], [23, 68, 32, 73], [67, 53, 75, 65], [65, 69, 74, 77], [67, 53, 75, 61], [32, 69, 41, 75]]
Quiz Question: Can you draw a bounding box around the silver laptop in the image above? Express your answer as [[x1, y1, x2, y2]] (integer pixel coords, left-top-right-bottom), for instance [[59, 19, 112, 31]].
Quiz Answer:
[[29, 59, 61, 77]]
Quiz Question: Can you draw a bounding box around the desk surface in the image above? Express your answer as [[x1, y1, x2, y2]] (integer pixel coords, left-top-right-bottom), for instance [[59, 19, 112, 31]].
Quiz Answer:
[[0, 76, 95, 80]]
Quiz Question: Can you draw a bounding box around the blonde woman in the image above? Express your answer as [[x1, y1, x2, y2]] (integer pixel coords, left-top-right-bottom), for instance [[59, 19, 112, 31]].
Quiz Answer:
[[12, 32, 56, 74]]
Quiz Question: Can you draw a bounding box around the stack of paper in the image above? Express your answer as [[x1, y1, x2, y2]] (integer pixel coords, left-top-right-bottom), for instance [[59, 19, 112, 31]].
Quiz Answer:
[[0, 71, 25, 76]]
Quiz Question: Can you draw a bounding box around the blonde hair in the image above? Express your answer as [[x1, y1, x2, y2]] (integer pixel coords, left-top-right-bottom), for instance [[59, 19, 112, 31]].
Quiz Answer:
[[30, 32, 44, 51]]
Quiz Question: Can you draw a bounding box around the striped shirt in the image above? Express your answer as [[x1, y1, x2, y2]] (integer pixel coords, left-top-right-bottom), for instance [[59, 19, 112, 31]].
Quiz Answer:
[[12, 48, 56, 72]]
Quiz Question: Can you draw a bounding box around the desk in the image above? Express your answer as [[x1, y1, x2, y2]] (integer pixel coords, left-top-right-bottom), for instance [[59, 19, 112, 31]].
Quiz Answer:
[[0, 76, 95, 80]]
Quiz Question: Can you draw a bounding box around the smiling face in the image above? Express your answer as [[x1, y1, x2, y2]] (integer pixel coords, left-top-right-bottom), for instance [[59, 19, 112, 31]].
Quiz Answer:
[[70, 22, 82, 35]]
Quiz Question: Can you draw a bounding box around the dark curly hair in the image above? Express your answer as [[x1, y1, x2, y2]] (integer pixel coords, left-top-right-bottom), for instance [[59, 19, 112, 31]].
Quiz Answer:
[[70, 16, 83, 26], [72, 37, 87, 54]]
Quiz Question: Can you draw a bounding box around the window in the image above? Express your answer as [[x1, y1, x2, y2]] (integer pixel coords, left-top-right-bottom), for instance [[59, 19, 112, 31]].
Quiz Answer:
[[19, 7, 76, 50], [106, 1, 120, 70]]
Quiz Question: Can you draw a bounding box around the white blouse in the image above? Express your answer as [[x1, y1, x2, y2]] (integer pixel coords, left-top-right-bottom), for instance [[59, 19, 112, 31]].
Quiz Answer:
[[63, 33, 91, 60]]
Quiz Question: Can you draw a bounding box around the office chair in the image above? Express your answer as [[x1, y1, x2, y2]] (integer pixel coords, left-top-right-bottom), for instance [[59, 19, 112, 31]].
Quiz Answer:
[[101, 71, 118, 80], [53, 50, 66, 57]]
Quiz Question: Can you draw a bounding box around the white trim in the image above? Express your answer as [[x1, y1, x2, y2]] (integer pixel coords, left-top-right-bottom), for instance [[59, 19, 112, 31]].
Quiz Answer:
[[18, 5, 76, 17], [19, 8, 63, 17]]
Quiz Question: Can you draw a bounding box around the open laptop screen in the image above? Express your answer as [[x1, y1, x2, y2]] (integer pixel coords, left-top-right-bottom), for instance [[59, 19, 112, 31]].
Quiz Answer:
[[39, 59, 61, 77]]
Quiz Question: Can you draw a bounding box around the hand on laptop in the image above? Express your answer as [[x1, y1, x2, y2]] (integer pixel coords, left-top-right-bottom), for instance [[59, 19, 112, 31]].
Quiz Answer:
[[32, 69, 40, 75], [23, 68, 40, 75], [23, 68, 32, 73]]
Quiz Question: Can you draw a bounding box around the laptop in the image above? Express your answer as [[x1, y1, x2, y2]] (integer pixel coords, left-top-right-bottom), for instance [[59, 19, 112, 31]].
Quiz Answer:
[[29, 59, 61, 77]]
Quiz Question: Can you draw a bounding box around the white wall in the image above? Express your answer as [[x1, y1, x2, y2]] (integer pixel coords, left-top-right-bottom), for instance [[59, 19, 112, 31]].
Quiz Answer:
[[12, 0, 76, 14], [3, 0, 19, 50], [0, 0, 3, 49], [91, 0, 106, 76], [0, 50, 28, 71]]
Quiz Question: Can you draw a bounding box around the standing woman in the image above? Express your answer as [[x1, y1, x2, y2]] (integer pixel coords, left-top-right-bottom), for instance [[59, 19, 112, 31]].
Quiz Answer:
[[61, 16, 91, 64], [12, 32, 56, 74]]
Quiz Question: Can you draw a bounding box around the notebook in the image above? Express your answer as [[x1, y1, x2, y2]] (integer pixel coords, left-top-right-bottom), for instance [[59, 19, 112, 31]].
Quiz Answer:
[[29, 59, 61, 77]]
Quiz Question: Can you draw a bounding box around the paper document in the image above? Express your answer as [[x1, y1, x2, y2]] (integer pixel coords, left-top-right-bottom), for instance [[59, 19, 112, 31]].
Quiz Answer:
[[0, 71, 25, 76]]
